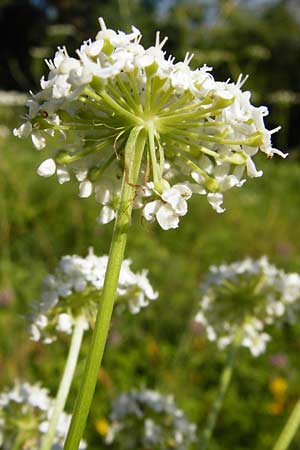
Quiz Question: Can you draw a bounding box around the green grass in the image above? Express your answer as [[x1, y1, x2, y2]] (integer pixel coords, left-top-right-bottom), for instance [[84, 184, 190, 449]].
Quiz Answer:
[[1, 109, 300, 449]]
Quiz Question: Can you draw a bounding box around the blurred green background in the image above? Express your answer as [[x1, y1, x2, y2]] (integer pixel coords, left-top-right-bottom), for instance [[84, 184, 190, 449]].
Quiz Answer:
[[1, 0, 300, 449]]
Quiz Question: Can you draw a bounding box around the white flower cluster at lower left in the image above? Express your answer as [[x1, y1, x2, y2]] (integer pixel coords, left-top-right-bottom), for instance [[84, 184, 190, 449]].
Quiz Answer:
[[0, 381, 86, 450], [29, 248, 158, 343]]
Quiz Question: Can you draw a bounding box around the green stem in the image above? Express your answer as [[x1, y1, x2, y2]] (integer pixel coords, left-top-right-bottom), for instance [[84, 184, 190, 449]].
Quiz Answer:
[[272, 400, 300, 450], [84, 88, 142, 125], [199, 328, 243, 450], [63, 126, 146, 450], [41, 316, 86, 450], [12, 433, 25, 450]]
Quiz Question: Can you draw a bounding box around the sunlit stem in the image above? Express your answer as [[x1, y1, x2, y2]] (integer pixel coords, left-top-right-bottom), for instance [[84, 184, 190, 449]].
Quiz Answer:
[[128, 72, 143, 109], [172, 127, 261, 146], [40, 316, 86, 450], [106, 81, 135, 110], [147, 121, 160, 185], [84, 88, 141, 125], [63, 126, 147, 450], [169, 135, 220, 159], [145, 77, 152, 115], [272, 400, 300, 450], [177, 152, 209, 180], [199, 327, 243, 450], [160, 96, 209, 116], [115, 76, 142, 113], [88, 153, 117, 182], [55, 137, 115, 164], [12, 432, 26, 450], [159, 102, 232, 123], [152, 85, 174, 113]]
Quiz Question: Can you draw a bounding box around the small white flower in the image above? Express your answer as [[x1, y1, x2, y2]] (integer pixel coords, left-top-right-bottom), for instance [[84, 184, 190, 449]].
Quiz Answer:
[[143, 184, 192, 230], [97, 205, 116, 224], [57, 166, 71, 184], [207, 192, 225, 213], [31, 131, 47, 150], [79, 180, 93, 198], [56, 313, 73, 334], [37, 158, 56, 177], [13, 121, 32, 138]]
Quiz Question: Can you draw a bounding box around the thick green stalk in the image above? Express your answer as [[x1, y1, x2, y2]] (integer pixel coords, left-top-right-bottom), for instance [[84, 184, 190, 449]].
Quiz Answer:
[[12, 433, 25, 450], [200, 328, 243, 450], [41, 316, 86, 450], [63, 126, 146, 450], [272, 400, 300, 450]]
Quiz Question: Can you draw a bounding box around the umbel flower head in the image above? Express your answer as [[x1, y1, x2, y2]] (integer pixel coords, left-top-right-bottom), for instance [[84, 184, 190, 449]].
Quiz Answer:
[[194, 257, 300, 356], [29, 248, 158, 343], [14, 19, 286, 230], [0, 381, 86, 449], [104, 389, 196, 450]]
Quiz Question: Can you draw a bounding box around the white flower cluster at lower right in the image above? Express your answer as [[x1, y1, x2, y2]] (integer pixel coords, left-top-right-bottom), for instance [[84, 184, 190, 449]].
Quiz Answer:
[[105, 388, 196, 450], [194, 257, 300, 356]]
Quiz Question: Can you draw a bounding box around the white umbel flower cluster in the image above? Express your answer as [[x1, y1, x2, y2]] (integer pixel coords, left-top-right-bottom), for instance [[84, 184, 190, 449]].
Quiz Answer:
[[0, 381, 86, 449], [29, 248, 158, 343], [14, 18, 285, 230], [105, 389, 196, 450], [195, 257, 300, 356]]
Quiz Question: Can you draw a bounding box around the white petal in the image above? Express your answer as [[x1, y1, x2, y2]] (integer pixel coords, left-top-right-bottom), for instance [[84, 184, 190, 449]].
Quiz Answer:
[[32, 131, 46, 150], [191, 171, 205, 184], [143, 200, 161, 222], [79, 180, 93, 198], [218, 175, 240, 192], [56, 313, 73, 334], [198, 155, 214, 173], [75, 170, 88, 181], [95, 184, 111, 204], [187, 182, 206, 195], [175, 198, 188, 216], [13, 121, 32, 138], [97, 206, 115, 224], [161, 187, 180, 208], [207, 192, 225, 213], [246, 158, 263, 178], [161, 184, 191, 210], [57, 166, 70, 184], [156, 204, 179, 230], [37, 158, 56, 177]]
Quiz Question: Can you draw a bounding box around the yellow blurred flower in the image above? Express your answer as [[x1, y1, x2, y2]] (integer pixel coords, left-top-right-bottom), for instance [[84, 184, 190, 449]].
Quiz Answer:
[[146, 339, 160, 357], [267, 401, 285, 416], [95, 418, 110, 436], [269, 377, 288, 398]]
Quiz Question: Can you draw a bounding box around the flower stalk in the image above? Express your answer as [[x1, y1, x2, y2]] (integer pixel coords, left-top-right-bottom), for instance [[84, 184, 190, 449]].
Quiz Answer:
[[63, 126, 147, 450], [272, 400, 300, 450], [40, 316, 86, 450], [200, 327, 243, 450]]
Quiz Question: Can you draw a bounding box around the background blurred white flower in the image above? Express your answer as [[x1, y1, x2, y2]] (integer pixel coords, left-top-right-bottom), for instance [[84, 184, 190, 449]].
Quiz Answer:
[[105, 388, 196, 450], [0, 381, 86, 450], [29, 248, 158, 343], [194, 257, 300, 356]]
